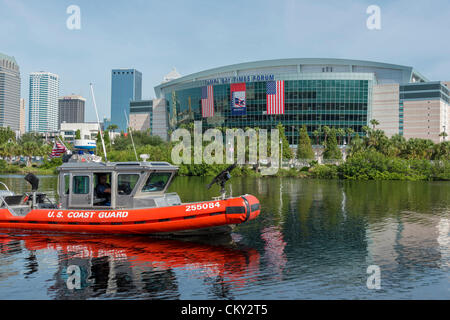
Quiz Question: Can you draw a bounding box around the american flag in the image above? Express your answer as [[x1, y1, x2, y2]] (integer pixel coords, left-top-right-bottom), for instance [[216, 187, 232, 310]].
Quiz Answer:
[[201, 85, 214, 117], [266, 80, 285, 115], [50, 141, 67, 158]]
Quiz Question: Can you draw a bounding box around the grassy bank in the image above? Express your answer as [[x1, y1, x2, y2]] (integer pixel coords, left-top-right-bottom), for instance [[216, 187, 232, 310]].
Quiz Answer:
[[0, 159, 61, 175]]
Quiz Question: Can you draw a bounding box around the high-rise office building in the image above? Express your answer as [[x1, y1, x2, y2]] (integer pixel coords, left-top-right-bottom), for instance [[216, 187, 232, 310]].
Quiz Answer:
[[19, 98, 26, 135], [111, 69, 142, 132], [129, 100, 153, 132], [58, 95, 85, 127], [29, 71, 59, 133], [0, 52, 21, 131]]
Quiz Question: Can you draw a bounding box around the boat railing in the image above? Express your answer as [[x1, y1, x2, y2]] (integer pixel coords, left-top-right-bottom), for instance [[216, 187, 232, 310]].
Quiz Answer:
[[0, 181, 10, 192]]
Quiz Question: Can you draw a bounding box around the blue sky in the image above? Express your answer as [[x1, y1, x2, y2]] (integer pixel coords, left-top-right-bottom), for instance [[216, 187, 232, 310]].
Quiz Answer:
[[1, 0, 449, 122]]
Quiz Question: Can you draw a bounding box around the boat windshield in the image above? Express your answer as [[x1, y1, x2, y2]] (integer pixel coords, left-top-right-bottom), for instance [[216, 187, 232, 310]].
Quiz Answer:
[[142, 172, 172, 192]]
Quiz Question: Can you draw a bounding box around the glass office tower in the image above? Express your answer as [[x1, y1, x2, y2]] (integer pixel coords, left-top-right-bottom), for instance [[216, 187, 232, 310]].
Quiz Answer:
[[0, 53, 21, 131], [29, 71, 59, 133], [110, 69, 142, 132]]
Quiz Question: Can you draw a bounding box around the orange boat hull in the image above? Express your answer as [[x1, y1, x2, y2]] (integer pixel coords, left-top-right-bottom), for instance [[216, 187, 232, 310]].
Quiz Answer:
[[0, 195, 260, 235]]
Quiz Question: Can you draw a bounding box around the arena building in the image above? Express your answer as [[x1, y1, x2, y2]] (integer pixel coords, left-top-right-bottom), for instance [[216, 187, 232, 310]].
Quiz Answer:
[[152, 58, 448, 144]]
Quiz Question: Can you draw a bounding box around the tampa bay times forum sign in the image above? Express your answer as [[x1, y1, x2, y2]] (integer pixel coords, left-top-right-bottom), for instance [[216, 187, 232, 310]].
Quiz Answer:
[[204, 74, 275, 86]]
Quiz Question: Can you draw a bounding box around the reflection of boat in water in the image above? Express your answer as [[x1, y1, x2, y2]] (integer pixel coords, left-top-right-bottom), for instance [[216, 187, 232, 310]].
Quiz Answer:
[[0, 233, 260, 298], [0, 158, 260, 236]]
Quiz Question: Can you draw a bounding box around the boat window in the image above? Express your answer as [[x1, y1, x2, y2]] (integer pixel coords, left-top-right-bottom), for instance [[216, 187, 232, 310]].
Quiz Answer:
[[93, 173, 112, 206], [64, 174, 70, 194], [142, 172, 172, 192], [73, 176, 90, 194], [117, 174, 140, 195]]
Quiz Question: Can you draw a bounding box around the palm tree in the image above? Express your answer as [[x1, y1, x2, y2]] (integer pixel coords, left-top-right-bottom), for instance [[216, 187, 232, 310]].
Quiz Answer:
[[432, 141, 450, 160], [21, 141, 39, 167], [337, 128, 346, 145], [312, 130, 320, 145], [322, 126, 330, 145], [370, 119, 380, 130], [107, 124, 118, 133], [439, 131, 448, 141], [2, 142, 16, 164], [346, 128, 354, 145]]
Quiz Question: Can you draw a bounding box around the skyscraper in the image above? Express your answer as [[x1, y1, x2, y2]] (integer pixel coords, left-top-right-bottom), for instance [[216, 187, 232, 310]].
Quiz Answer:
[[58, 95, 85, 127], [19, 98, 26, 135], [29, 72, 59, 133], [111, 69, 142, 132], [0, 52, 21, 131]]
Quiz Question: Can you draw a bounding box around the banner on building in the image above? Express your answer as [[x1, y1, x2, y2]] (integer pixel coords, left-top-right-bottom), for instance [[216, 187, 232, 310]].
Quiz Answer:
[[230, 83, 246, 116]]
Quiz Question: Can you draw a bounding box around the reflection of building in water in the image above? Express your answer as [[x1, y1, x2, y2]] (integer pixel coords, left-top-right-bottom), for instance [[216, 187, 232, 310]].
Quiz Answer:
[[366, 214, 446, 274], [261, 226, 287, 279], [49, 246, 181, 299], [437, 218, 450, 269]]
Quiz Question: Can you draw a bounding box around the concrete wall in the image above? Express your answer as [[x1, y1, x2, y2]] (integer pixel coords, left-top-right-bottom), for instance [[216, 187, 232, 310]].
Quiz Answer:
[[130, 113, 150, 132], [403, 99, 445, 143], [151, 98, 168, 141], [372, 84, 400, 137]]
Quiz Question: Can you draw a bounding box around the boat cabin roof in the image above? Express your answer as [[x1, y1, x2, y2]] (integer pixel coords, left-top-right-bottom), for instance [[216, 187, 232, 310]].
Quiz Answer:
[[57, 161, 179, 173]]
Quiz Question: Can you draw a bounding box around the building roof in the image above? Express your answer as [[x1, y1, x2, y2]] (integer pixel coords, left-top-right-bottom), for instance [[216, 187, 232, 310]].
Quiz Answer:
[[154, 58, 428, 96], [0, 52, 17, 64], [58, 95, 86, 101]]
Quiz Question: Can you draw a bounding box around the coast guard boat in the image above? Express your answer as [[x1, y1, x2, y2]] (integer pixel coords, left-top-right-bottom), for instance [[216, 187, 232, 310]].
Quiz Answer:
[[0, 155, 260, 236]]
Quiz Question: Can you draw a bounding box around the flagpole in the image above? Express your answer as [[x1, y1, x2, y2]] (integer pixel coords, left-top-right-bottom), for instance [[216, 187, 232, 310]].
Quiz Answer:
[[57, 136, 69, 153], [90, 83, 108, 162], [124, 109, 138, 161]]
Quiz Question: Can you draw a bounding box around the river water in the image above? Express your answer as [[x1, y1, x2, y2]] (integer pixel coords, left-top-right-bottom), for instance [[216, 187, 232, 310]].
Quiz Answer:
[[0, 175, 449, 299]]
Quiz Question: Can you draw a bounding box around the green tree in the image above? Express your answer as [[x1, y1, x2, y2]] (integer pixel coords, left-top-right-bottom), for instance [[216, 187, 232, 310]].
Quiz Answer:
[[297, 125, 315, 160], [21, 141, 39, 167], [0, 127, 15, 145], [75, 129, 81, 139], [432, 141, 450, 160], [103, 130, 111, 149], [107, 124, 118, 133], [323, 128, 342, 160], [337, 128, 346, 145], [370, 119, 380, 130], [312, 130, 320, 145], [0, 142, 17, 164], [346, 128, 354, 145], [348, 133, 364, 156], [277, 122, 294, 160], [322, 126, 331, 145]]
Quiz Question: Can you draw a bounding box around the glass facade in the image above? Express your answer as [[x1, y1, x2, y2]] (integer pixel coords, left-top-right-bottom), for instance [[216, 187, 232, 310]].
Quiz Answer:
[[0, 53, 21, 131], [111, 69, 142, 132], [400, 82, 450, 104], [165, 78, 372, 145], [29, 72, 59, 133]]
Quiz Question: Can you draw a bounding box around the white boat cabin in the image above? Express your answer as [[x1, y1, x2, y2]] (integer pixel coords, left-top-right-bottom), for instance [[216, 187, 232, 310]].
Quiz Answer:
[[57, 161, 181, 210]]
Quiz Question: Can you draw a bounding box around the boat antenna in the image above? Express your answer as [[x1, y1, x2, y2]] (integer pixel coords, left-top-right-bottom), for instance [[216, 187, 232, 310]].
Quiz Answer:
[[124, 109, 138, 161], [89, 83, 108, 162]]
